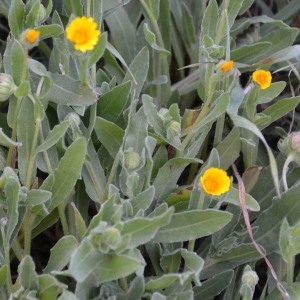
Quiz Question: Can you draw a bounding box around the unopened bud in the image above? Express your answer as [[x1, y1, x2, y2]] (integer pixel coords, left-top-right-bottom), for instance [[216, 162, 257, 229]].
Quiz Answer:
[[102, 227, 121, 249], [125, 151, 140, 170], [278, 131, 300, 165], [167, 120, 181, 138], [0, 74, 16, 101], [242, 268, 259, 288]]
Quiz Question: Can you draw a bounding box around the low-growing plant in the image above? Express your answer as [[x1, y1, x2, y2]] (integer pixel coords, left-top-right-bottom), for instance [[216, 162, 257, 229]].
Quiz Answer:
[[0, 0, 300, 299]]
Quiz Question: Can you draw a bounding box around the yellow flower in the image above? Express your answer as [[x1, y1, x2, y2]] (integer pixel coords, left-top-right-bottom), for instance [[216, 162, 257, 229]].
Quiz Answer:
[[220, 60, 234, 73], [66, 16, 101, 53], [252, 70, 272, 89], [200, 167, 231, 196]]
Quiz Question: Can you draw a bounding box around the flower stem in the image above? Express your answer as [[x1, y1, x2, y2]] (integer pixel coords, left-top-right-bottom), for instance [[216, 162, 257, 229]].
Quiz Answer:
[[58, 204, 69, 235], [282, 154, 294, 192], [6, 97, 23, 167], [140, 0, 170, 107], [1, 225, 13, 295], [287, 255, 295, 286]]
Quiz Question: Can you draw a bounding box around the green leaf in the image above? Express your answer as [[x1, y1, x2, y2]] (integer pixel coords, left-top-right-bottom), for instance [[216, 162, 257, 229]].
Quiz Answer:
[[0, 265, 7, 289], [231, 42, 271, 63], [11, 39, 27, 86], [26, 189, 52, 207], [19, 255, 38, 291], [143, 23, 170, 55], [279, 218, 290, 263], [0, 128, 21, 147], [38, 274, 60, 300], [94, 117, 124, 158], [123, 46, 149, 97], [69, 238, 102, 282], [145, 274, 185, 291], [117, 276, 145, 300], [88, 32, 107, 67], [201, 0, 218, 40], [17, 97, 37, 186], [256, 96, 300, 130], [104, 1, 136, 63], [8, 0, 25, 38], [4, 169, 21, 246], [93, 251, 145, 283], [50, 137, 87, 210], [223, 187, 260, 211], [130, 186, 155, 214], [257, 81, 287, 104], [194, 270, 234, 299], [44, 236, 78, 273], [48, 75, 96, 106], [97, 81, 131, 124], [153, 157, 202, 202], [181, 3, 196, 45], [229, 114, 280, 196], [36, 24, 63, 40], [201, 243, 261, 278], [36, 120, 70, 153], [216, 127, 241, 170], [153, 209, 232, 243], [71, 203, 87, 240], [58, 290, 80, 300], [122, 206, 173, 249], [253, 184, 300, 254], [82, 140, 106, 203]]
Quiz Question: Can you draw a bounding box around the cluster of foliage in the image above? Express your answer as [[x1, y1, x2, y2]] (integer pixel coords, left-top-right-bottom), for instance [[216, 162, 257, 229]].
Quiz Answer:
[[0, 0, 300, 299]]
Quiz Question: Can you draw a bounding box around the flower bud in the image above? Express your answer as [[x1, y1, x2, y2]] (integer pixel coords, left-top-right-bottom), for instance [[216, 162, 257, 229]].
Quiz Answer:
[[278, 131, 300, 165], [241, 268, 259, 288], [125, 151, 140, 170], [102, 227, 121, 249], [158, 108, 172, 123], [167, 120, 181, 138], [0, 74, 16, 101]]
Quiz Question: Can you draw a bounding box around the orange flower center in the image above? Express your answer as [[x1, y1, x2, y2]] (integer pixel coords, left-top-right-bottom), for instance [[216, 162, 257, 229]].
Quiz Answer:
[[73, 29, 90, 45], [25, 29, 40, 44]]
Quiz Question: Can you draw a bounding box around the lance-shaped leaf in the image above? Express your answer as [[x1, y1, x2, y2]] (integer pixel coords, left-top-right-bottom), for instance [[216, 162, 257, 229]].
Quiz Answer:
[[153, 210, 232, 243], [49, 137, 87, 210]]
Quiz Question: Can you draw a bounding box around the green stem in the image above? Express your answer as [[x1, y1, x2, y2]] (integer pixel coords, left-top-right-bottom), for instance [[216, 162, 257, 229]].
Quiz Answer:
[[38, 124, 54, 174], [85, 103, 97, 142], [86, 0, 91, 17], [58, 204, 69, 235], [180, 99, 211, 153], [25, 120, 40, 188], [6, 97, 23, 167], [103, 151, 122, 200], [287, 255, 295, 286], [282, 154, 294, 192], [23, 207, 32, 255], [11, 238, 23, 262], [213, 113, 225, 147], [85, 160, 104, 203], [187, 193, 206, 252], [140, 0, 170, 107], [1, 225, 12, 295]]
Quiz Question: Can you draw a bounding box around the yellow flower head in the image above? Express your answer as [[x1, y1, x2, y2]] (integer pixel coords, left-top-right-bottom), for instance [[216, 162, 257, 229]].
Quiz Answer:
[[24, 29, 40, 44], [220, 60, 234, 73], [200, 167, 231, 196], [252, 70, 272, 89], [66, 16, 101, 53]]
